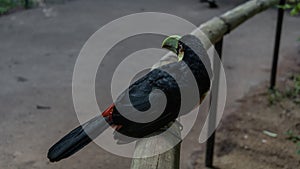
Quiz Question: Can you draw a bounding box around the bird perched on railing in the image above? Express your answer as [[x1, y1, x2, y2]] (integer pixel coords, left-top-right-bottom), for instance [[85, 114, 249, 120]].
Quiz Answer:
[[47, 35, 212, 162]]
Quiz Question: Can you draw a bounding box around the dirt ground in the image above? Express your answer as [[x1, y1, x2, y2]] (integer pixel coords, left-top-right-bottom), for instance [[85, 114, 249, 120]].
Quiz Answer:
[[1, 0, 300, 169], [191, 54, 300, 169]]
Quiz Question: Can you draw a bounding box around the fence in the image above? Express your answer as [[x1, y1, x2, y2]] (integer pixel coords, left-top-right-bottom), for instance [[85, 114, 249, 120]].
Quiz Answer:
[[130, 0, 285, 168]]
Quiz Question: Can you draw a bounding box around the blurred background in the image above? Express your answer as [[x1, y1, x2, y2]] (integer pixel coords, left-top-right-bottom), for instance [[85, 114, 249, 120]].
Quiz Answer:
[[0, 0, 299, 168]]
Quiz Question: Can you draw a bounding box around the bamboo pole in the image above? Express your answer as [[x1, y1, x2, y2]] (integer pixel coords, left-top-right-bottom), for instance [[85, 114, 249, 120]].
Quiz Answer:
[[131, 0, 279, 168]]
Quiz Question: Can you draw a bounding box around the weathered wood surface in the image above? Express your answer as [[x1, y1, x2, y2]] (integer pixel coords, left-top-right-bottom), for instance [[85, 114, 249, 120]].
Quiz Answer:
[[131, 122, 181, 169], [131, 0, 279, 169]]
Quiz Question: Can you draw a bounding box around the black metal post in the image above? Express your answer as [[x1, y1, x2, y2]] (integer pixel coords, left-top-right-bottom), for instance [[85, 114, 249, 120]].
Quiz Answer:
[[270, 0, 285, 90], [205, 38, 223, 168], [24, 0, 29, 9]]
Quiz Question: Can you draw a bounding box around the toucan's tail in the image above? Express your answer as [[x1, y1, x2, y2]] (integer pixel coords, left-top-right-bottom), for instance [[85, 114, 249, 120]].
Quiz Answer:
[[47, 116, 111, 162]]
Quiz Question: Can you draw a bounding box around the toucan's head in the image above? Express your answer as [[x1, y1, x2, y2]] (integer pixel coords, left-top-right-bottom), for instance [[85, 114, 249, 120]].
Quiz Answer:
[[161, 35, 184, 61]]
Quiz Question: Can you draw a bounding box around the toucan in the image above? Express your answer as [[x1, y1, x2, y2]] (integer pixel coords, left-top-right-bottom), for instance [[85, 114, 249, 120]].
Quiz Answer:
[[47, 35, 212, 162]]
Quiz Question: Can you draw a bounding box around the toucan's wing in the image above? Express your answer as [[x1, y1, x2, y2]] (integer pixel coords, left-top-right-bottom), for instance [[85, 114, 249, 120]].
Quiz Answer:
[[113, 68, 179, 123], [111, 64, 186, 140]]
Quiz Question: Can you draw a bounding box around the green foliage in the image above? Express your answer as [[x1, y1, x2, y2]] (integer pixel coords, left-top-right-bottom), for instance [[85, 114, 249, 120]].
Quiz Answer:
[[268, 89, 283, 105], [285, 130, 300, 155], [293, 75, 300, 93], [285, 130, 300, 143], [278, 1, 300, 40], [0, 0, 34, 15], [286, 75, 300, 104], [0, 0, 17, 14], [278, 0, 300, 16], [269, 74, 300, 105]]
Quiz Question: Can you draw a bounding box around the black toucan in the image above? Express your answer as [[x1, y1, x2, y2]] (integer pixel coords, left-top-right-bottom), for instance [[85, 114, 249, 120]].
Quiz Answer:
[[47, 35, 212, 162]]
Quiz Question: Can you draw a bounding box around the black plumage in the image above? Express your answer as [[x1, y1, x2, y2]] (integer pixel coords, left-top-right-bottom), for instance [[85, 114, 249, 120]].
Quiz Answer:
[[111, 35, 211, 140], [48, 35, 212, 162]]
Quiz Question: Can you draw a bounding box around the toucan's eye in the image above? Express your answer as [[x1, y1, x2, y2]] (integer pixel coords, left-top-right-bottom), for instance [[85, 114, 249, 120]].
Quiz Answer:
[[179, 44, 183, 52]]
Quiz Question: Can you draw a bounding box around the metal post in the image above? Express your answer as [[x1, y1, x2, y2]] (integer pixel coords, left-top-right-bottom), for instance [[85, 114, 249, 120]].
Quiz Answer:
[[270, 0, 285, 90], [205, 38, 223, 168], [24, 0, 29, 9]]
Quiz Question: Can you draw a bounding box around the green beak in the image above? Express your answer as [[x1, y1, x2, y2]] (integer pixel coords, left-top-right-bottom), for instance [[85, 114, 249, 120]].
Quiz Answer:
[[161, 35, 181, 54]]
